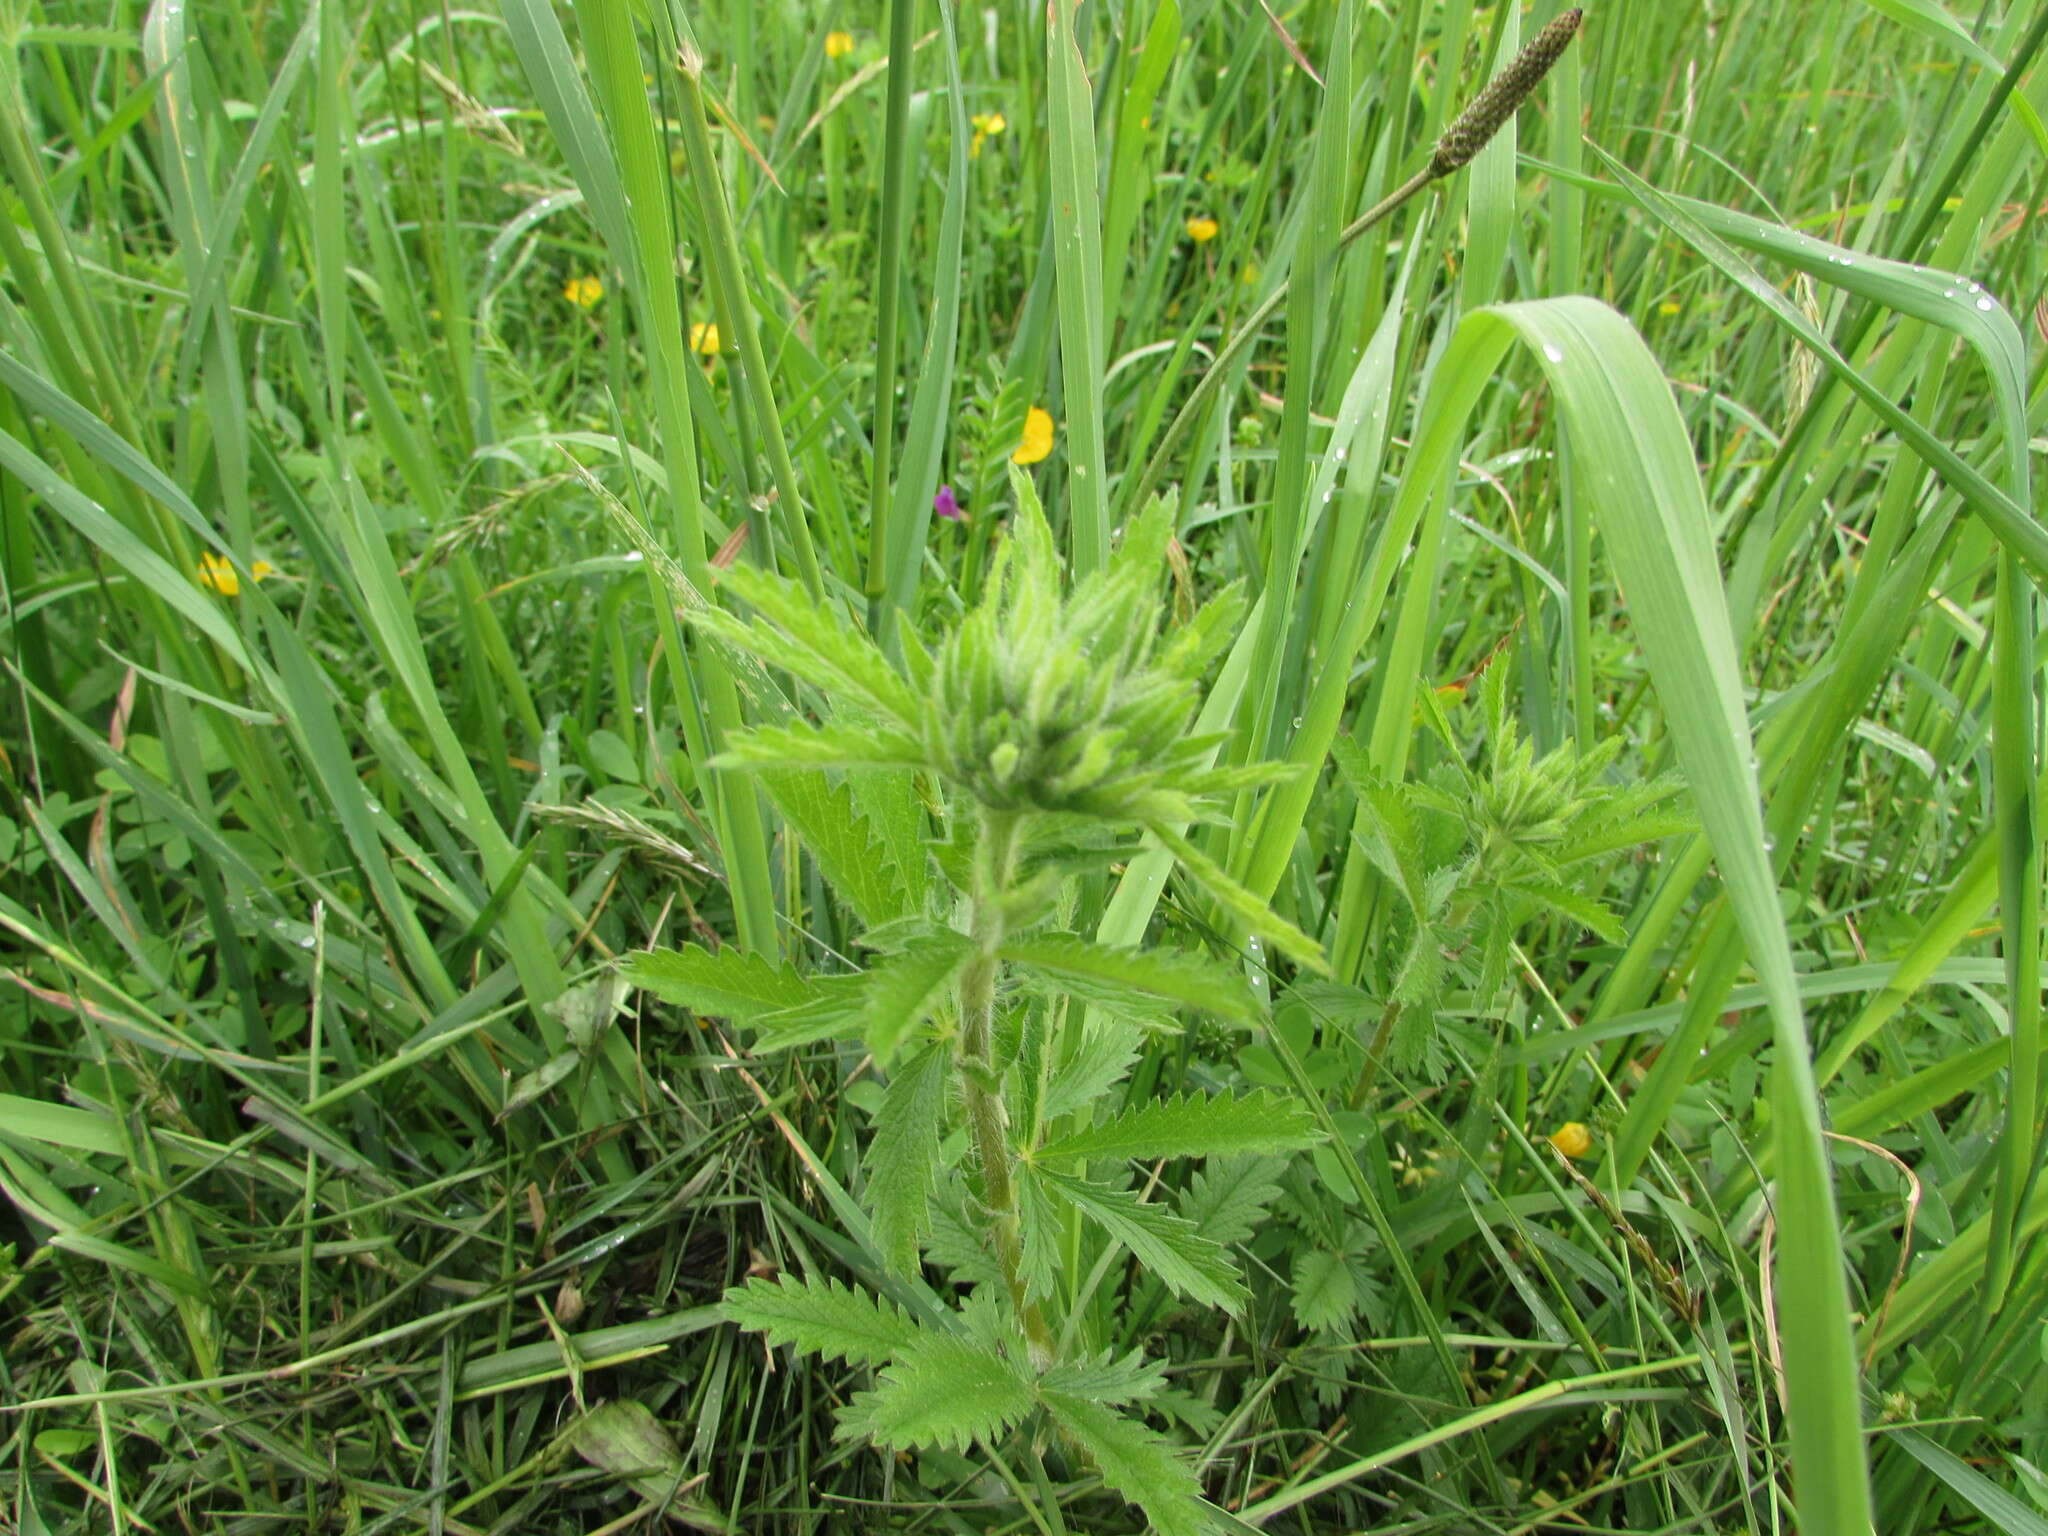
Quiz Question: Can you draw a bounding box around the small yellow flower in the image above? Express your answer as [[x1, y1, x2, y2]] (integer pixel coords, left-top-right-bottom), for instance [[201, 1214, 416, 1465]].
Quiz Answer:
[[824, 30, 854, 60], [1658, 299, 1682, 316], [970, 110, 1006, 158], [1184, 215, 1219, 243], [197, 553, 274, 597], [1238, 262, 1260, 286], [690, 321, 721, 356], [1012, 406, 1054, 466], [1548, 1122, 1593, 1159], [562, 275, 604, 308]]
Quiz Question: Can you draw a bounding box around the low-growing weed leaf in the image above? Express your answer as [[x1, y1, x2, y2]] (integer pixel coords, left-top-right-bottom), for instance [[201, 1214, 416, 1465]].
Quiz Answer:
[[866, 1044, 949, 1275], [1000, 933, 1262, 1022], [1040, 1348, 1168, 1406], [757, 767, 918, 927], [1039, 1091, 1319, 1163], [1016, 1164, 1062, 1305], [1178, 1156, 1287, 1247], [861, 929, 975, 1064], [837, 1336, 1033, 1452], [1044, 1028, 1143, 1121], [1290, 1248, 1360, 1336], [1038, 1167, 1246, 1311], [1042, 1392, 1214, 1536], [714, 721, 927, 774], [749, 974, 872, 1052], [722, 1274, 925, 1366], [623, 945, 815, 1021], [1145, 819, 1330, 975]]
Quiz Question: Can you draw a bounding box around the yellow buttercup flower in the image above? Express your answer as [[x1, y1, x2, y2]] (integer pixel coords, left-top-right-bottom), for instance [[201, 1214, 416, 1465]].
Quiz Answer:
[[563, 275, 604, 308], [970, 110, 1006, 158], [1012, 406, 1054, 466], [1184, 215, 1219, 243], [198, 553, 274, 597], [1658, 299, 1682, 316], [691, 321, 721, 357], [825, 30, 854, 60], [1548, 1122, 1593, 1159]]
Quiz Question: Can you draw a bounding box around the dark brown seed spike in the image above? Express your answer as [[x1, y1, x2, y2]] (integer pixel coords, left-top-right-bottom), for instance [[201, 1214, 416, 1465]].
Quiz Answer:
[[1430, 8, 1585, 178]]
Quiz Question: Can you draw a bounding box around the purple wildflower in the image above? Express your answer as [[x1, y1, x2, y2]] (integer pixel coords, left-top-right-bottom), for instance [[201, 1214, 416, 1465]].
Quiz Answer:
[[933, 484, 964, 522]]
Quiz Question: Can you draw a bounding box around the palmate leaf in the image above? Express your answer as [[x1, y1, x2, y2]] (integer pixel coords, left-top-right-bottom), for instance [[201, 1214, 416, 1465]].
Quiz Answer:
[[1039, 1091, 1320, 1163], [1043, 1028, 1142, 1122], [1041, 1391, 1214, 1536], [721, 1274, 925, 1367], [861, 929, 975, 1064], [866, 1043, 948, 1276], [837, 1336, 1034, 1453], [1290, 1247, 1360, 1336], [1000, 933, 1263, 1023], [621, 944, 815, 1022], [1036, 1166, 1246, 1311], [1177, 1156, 1286, 1247]]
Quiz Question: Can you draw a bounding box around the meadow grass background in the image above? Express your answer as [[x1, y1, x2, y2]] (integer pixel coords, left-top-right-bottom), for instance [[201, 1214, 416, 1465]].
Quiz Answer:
[[1, 0, 2046, 1530]]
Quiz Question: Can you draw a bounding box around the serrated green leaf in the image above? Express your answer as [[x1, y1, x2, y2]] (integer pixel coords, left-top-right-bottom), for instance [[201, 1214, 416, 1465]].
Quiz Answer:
[[622, 945, 815, 1021], [1037, 1167, 1245, 1311], [1043, 1028, 1142, 1122], [757, 768, 918, 928], [862, 929, 975, 1064], [1177, 1156, 1286, 1247], [866, 1044, 948, 1275], [714, 721, 928, 774], [1039, 1091, 1319, 1163], [838, 1336, 1033, 1453], [721, 1274, 925, 1366], [1000, 933, 1262, 1023], [709, 562, 925, 729], [1499, 877, 1625, 942], [1040, 1348, 1167, 1406], [1145, 819, 1330, 976], [1041, 1392, 1213, 1536], [1290, 1248, 1359, 1335], [1016, 1164, 1062, 1305], [748, 973, 871, 1052]]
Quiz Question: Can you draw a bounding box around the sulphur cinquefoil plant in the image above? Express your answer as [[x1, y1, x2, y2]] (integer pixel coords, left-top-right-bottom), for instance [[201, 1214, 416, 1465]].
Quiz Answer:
[[624, 471, 1323, 1534]]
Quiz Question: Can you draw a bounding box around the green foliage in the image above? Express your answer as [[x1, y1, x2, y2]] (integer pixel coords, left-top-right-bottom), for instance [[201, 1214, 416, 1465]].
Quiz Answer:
[[650, 489, 1315, 1531], [721, 1275, 927, 1368], [5, 0, 2038, 1531], [1333, 660, 1691, 1077]]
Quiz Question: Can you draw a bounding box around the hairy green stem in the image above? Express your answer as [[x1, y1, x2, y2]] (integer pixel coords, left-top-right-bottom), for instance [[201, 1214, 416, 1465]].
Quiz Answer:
[[959, 808, 1055, 1368]]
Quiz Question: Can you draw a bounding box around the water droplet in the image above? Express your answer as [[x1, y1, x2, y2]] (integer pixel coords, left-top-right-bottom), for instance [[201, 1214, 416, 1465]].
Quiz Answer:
[[298, 935, 316, 949], [1975, 296, 1994, 311], [623, 549, 644, 563], [1542, 343, 1564, 363], [1291, 716, 1304, 729]]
